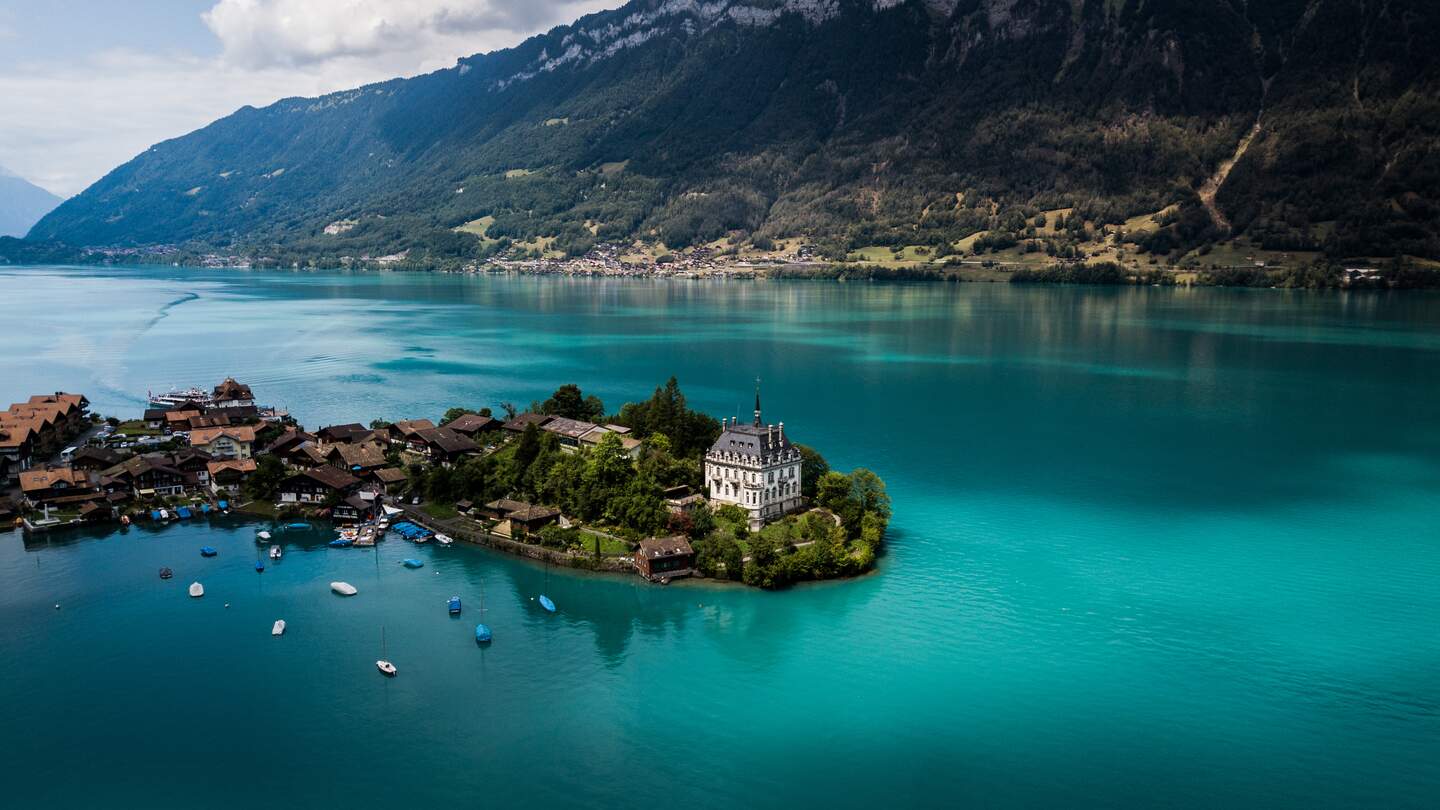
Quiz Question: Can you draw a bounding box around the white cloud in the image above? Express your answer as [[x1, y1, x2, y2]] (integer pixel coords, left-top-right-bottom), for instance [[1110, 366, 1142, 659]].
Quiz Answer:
[[203, 0, 612, 68], [0, 0, 620, 198]]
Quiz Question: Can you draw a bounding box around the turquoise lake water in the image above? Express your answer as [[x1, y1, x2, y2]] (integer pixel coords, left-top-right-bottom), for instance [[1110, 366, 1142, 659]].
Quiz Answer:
[[1, 265, 1438, 808]]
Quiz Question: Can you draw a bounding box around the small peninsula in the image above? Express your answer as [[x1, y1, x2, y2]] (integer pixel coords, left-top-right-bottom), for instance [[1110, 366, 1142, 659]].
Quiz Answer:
[[3, 377, 889, 589]]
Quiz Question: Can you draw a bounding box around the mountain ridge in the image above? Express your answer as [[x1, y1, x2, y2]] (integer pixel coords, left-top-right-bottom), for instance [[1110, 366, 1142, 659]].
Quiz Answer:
[[0, 165, 62, 239], [28, 0, 1440, 266]]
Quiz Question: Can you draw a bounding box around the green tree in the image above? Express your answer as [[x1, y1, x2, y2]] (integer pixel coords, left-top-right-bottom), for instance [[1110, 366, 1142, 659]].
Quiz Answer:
[[796, 443, 829, 499], [243, 455, 287, 501], [540, 384, 604, 421]]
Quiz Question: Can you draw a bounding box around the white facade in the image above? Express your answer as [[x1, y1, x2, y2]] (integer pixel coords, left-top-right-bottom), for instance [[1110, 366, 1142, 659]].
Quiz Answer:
[[705, 404, 804, 529]]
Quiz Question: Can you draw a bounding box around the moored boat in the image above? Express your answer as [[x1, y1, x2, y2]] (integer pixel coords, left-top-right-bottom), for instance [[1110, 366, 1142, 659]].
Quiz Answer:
[[255, 560, 265, 572], [448, 596, 462, 615], [538, 594, 556, 613], [200, 546, 217, 557], [376, 660, 397, 677], [475, 623, 492, 644], [176, 506, 193, 519], [402, 559, 423, 569], [331, 581, 358, 596], [159, 567, 173, 580], [329, 538, 353, 548], [189, 582, 204, 598], [272, 620, 286, 636], [435, 533, 454, 546], [256, 530, 272, 542], [269, 545, 282, 560]]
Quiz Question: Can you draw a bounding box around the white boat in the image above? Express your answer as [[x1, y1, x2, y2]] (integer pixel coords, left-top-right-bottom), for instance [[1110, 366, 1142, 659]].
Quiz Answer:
[[376, 660, 397, 677], [256, 530, 272, 541], [189, 582, 204, 598], [435, 533, 454, 546], [272, 620, 286, 636], [159, 508, 171, 521], [269, 545, 282, 560], [331, 581, 358, 596]]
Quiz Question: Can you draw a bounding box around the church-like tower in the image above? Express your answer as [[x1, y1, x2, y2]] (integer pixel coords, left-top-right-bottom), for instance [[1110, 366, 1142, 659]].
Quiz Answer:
[[704, 385, 804, 529]]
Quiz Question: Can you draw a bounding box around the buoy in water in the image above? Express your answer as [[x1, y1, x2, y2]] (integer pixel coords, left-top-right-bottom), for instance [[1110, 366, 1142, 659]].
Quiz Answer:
[[224, 603, 230, 608], [54, 604, 60, 610]]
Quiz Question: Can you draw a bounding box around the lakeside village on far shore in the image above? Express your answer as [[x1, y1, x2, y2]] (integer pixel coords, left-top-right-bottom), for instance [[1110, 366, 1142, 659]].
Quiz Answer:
[[0, 378, 889, 588]]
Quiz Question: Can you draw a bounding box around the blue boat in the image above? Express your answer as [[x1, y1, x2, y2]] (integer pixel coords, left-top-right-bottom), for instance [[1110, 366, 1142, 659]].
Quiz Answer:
[[475, 623, 492, 644], [538, 595, 556, 613], [448, 596, 462, 615], [217, 500, 229, 510], [402, 559, 424, 569], [150, 510, 162, 521], [200, 547, 218, 557], [282, 522, 309, 531], [200, 503, 211, 514], [255, 560, 265, 572], [328, 538, 353, 548], [176, 506, 193, 519]]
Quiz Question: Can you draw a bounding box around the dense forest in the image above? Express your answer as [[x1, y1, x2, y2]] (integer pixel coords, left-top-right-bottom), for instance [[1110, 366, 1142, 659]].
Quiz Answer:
[[23, 0, 1440, 267]]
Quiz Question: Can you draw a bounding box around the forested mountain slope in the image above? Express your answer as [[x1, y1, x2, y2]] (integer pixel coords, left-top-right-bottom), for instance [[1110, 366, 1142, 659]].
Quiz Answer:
[[29, 0, 1440, 264]]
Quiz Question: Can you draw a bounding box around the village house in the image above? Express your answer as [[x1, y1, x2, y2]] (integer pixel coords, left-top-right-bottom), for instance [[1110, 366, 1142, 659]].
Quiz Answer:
[[0, 421, 38, 482], [363, 466, 407, 494], [208, 458, 257, 496], [188, 425, 257, 459], [663, 485, 705, 515], [105, 454, 187, 499], [502, 413, 553, 434], [315, 423, 374, 445], [635, 535, 696, 581], [482, 498, 561, 539], [170, 449, 215, 489], [0, 392, 90, 483], [163, 409, 203, 435], [277, 466, 359, 504], [408, 426, 478, 464], [386, 418, 436, 446], [704, 392, 804, 530], [333, 494, 379, 524], [324, 440, 389, 474], [265, 427, 315, 457], [442, 413, 502, 440], [211, 378, 255, 409], [19, 465, 101, 507], [70, 446, 126, 472]]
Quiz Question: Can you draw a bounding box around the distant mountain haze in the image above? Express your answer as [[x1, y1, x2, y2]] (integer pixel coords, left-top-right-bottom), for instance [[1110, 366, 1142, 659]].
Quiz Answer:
[[0, 166, 62, 239], [27, 0, 1440, 262]]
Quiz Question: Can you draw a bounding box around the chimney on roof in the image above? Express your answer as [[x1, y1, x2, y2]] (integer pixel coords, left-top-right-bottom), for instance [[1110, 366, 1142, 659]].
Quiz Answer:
[[753, 378, 762, 427]]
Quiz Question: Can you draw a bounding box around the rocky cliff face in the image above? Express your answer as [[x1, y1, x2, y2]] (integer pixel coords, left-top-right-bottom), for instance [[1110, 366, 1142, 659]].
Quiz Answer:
[[31, 0, 1440, 261]]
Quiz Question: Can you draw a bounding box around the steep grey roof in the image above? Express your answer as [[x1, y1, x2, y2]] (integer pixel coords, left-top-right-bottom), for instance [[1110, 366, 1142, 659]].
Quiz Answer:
[[708, 421, 793, 458]]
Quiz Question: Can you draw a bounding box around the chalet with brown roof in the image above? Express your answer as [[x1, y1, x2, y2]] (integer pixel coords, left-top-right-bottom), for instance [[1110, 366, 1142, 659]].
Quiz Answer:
[[386, 419, 436, 445], [364, 466, 407, 493], [170, 449, 215, 488], [483, 499, 561, 538], [333, 494, 379, 524], [69, 446, 126, 472], [325, 440, 389, 474], [278, 466, 359, 504], [408, 426, 478, 464], [635, 535, 696, 581], [20, 465, 100, 507], [211, 378, 255, 408], [316, 423, 375, 445], [443, 413, 501, 438], [188, 425, 257, 459], [502, 413, 553, 433], [105, 454, 187, 498], [266, 428, 315, 456], [208, 458, 257, 496], [163, 410, 202, 434], [0, 421, 39, 481]]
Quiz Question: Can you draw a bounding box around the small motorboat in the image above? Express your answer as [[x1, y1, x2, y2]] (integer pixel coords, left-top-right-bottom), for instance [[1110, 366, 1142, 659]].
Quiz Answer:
[[255, 560, 265, 573], [329, 537, 353, 548], [448, 596, 462, 615], [402, 559, 423, 569], [538, 595, 556, 613], [435, 533, 454, 546], [159, 567, 173, 580], [176, 506, 193, 519], [331, 581, 358, 596], [272, 620, 286, 636], [269, 545, 282, 560], [475, 623, 492, 644], [159, 508, 171, 521], [189, 582, 204, 598], [120, 514, 131, 526], [150, 509, 162, 522], [256, 530, 272, 542], [200, 546, 218, 557], [376, 660, 397, 677], [282, 522, 309, 531]]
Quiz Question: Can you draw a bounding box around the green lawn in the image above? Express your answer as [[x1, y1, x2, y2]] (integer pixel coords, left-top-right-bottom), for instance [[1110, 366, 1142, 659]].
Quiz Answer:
[[579, 531, 633, 556], [114, 420, 163, 436]]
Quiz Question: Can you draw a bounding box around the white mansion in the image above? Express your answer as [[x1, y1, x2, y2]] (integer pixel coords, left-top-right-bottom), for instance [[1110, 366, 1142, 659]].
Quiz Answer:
[[705, 392, 804, 529]]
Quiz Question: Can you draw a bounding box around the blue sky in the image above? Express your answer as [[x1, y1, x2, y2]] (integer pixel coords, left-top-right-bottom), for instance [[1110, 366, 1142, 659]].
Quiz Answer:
[[0, 0, 618, 197]]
